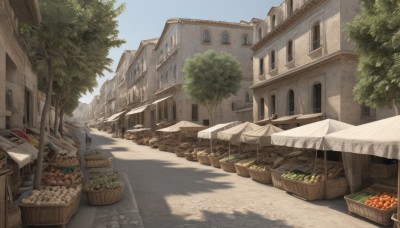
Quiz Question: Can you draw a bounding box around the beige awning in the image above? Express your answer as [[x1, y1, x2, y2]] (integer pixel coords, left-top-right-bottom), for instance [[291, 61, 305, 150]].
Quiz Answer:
[[152, 95, 173, 105], [198, 121, 242, 139], [106, 111, 126, 122], [157, 121, 204, 133], [0, 136, 38, 168], [217, 122, 263, 145], [241, 124, 284, 146], [126, 105, 149, 116]]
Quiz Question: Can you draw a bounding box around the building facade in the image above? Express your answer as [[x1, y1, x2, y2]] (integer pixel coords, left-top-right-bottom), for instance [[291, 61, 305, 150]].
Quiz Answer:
[[251, 0, 392, 126], [115, 50, 136, 113], [0, 0, 41, 129]]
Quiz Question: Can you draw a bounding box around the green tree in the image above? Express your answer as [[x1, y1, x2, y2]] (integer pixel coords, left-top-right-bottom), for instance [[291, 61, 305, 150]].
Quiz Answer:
[[21, 0, 124, 189], [347, 0, 400, 114], [183, 50, 242, 125]]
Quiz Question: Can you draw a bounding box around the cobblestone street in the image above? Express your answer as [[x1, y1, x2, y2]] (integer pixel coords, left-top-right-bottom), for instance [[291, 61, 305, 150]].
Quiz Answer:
[[85, 129, 380, 228]]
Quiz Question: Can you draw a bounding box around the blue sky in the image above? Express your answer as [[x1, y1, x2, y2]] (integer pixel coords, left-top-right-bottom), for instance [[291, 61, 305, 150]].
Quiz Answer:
[[79, 0, 282, 104]]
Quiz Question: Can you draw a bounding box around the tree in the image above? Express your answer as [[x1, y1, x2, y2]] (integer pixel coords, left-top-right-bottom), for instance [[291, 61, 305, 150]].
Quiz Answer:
[[183, 50, 242, 125], [20, 0, 124, 189], [347, 0, 400, 115]]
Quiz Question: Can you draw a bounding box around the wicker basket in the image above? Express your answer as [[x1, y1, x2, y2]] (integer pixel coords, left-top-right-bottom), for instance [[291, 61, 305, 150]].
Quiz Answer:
[[158, 145, 167, 151], [220, 161, 236, 173], [167, 146, 177, 153], [344, 184, 397, 226], [20, 200, 74, 226], [248, 169, 272, 184], [84, 154, 105, 161], [281, 177, 325, 201], [86, 159, 112, 168], [8, 205, 21, 228], [270, 169, 285, 190], [175, 149, 186, 157], [197, 154, 211, 166], [234, 164, 250, 177], [86, 187, 124, 206], [209, 156, 225, 168], [325, 177, 349, 199], [184, 152, 195, 161]]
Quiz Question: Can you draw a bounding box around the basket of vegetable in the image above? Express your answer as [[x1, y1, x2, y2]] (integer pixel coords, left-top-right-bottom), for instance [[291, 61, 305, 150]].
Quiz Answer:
[[42, 167, 82, 187], [281, 170, 325, 201], [158, 144, 167, 151], [208, 152, 227, 168], [248, 163, 272, 184], [344, 184, 397, 225], [86, 158, 112, 168], [50, 156, 79, 168], [234, 158, 257, 177], [85, 169, 124, 205], [175, 148, 186, 157], [184, 152, 195, 161], [219, 155, 242, 173], [197, 150, 211, 166]]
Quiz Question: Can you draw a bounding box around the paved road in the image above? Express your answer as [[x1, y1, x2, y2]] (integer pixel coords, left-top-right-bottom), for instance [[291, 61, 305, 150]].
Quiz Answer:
[[89, 129, 379, 228]]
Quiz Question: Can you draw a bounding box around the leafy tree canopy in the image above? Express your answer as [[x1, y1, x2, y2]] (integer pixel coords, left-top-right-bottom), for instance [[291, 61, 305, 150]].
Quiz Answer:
[[347, 0, 400, 113]]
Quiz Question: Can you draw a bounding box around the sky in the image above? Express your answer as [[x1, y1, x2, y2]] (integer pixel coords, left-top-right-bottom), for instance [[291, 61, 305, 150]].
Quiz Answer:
[[79, 0, 282, 104]]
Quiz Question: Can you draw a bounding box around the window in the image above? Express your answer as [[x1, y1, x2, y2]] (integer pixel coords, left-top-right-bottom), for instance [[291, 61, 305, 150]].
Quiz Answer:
[[288, 90, 295, 115], [203, 119, 209, 126], [259, 58, 264, 75], [6, 90, 12, 111], [271, 15, 276, 30], [222, 32, 229, 44], [259, 98, 265, 119], [287, 40, 293, 62], [361, 104, 376, 119], [203, 30, 211, 43], [287, 0, 293, 16], [270, 95, 276, 116], [312, 22, 321, 50], [164, 102, 168, 120], [258, 28, 262, 40], [158, 107, 162, 121], [231, 102, 235, 111], [242, 34, 250, 46], [313, 83, 322, 113], [165, 43, 168, 54], [173, 101, 176, 120], [192, 104, 198, 121], [270, 50, 276, 70], [165, 71, 168, 83], [173, 65, 177, 81], [245, 92, 251, 102]]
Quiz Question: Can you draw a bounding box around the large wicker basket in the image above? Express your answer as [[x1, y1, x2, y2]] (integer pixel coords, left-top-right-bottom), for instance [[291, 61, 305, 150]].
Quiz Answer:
[[197, 154, 211, 166], [344, 184, 397, 226], [220, 161, 236, 173], [209, 155, 226, 168], [184, 152, 195, 161], [166, 145, 177, 153], [234, 164, 250, 177], [20, 200, 74, 226], [270, 169, 285, 190], [175, 149, 186, 157], [158, 145, 167, 151], [86, 187, 124, 206], [248, 169, 272, 184], [84, 154, 105, 161], [281, 177, 325, 201], [325, 177, 349, 199]]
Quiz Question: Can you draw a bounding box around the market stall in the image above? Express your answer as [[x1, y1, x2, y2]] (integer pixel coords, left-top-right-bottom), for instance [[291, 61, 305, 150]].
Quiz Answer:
[[271, 119, 353, 200], [324, 115, 400, 226]]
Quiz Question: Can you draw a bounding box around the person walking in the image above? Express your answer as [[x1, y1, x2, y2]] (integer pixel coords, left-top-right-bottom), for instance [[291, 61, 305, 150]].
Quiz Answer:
[[84, 123, 92, 152]]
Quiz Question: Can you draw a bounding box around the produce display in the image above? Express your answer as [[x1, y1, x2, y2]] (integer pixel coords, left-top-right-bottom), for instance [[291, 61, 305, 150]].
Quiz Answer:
[[86, 169, 124, 191], [364, 192, 398, 210], [219, 154, 243, 163], [50, 156, 79, 167], [43, 167, 82, 186], [88, 167, 117, 175], [86, 158, 111, 168], [249, 163, 272, 172], [281, 170, 324, 184], [235, 158, 256, 167], [197, 149, 211, 156], [21, 186, 81, 206]]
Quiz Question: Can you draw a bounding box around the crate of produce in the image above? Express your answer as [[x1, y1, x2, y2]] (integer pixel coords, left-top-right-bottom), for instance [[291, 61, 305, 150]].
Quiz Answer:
[[344, 184, 397, 226], [234, 158, 256, 178], [50, 156, 79, 168], [281, 171, 325, 201], [166, 145, 177, 153], [220, 155, 242, 173], [42, 168, 82, 187], [248, 164, 272, 184], [85, 169, 124, 205], [325, 177, 349, 199]]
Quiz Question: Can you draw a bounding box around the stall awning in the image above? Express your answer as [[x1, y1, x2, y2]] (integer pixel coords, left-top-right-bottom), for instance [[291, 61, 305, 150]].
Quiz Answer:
[[198, 121, 241, 139], [271, 114, 302, 125], [126, 105, 149, 116], [157, 121, 204, 133], [106, 111, 126, 122], [152, 95, 173, 105], [217, 122, 263, 145], [0, 136, 38, 168], [241, 124, 284, 146]]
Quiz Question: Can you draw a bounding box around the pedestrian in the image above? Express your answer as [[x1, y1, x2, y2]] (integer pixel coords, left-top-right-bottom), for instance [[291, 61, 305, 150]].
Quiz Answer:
[[84, 122, 92, 153]]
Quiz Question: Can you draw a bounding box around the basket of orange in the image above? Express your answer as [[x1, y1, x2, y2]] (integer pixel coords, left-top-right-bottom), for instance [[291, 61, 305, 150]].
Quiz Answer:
[[344, 184, 398, 226]]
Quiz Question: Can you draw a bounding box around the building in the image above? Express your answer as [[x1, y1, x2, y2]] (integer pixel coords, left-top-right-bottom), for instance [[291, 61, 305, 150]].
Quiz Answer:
[[105, 77, 116, 117], [152, 18, 255, 127], [116, 50, 136, 113], [0, 0, 41, 129], [251, 0, 392, 127], [125, 38, 158, 129]]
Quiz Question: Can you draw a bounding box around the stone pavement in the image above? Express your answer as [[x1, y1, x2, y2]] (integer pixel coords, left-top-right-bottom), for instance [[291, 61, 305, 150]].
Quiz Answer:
[[67, 128, 144, 228]]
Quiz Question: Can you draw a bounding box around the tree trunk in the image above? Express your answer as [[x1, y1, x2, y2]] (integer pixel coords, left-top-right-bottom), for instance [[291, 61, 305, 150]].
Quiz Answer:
[[53, 98, 59, 136], [34, 66, 54, 189], [393, 99, 399, 115], [58, 109, 64, 135]]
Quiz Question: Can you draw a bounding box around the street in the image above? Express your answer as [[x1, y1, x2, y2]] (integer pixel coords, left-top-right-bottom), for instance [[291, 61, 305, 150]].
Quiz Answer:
[[85, 128, 379, 228]]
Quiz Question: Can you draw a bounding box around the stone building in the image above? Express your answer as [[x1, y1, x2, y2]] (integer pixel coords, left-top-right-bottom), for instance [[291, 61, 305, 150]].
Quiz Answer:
[[152, 18, 254, 127], [0, 0, 41, 129], [125, 38, 158, 129], [89, 95, 99, 121], [115, 50, 136, 113], [251, 0, 392, 127], [105, 77, 116, 117]]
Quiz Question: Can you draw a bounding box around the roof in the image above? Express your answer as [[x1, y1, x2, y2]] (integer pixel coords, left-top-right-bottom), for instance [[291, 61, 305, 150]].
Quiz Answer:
[[116, 50, 136, 72], [128, 38, 158, 69]]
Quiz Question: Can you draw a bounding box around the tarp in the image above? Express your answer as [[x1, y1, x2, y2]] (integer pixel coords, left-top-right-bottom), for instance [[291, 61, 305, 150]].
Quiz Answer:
[[197, 121, 241, 139], [106, 111, 126, 122], [217, 122, 262, 145], [325, 115, 400, 159], [271, 119, 353, 150], [157, 121, 205, 133], [126, 105, 149, 116], [240, 124, 284, 146]]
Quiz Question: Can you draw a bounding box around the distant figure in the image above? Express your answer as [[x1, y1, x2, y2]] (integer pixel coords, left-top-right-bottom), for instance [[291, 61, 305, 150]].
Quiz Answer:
[[84, 122, 92, 152]]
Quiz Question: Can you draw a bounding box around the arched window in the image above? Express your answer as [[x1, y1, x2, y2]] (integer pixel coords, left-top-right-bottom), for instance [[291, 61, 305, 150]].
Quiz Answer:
[[242, 34, 250, 46], [287, 40, 293, 62], [203, 30, 210, 43], [312, 22, 321, 50], [288, 90, 295, 115], [222, 32, 229, 44], [260, 98, 265, 119], [270, 95, 276, 116], [313, 83, 322, 113]]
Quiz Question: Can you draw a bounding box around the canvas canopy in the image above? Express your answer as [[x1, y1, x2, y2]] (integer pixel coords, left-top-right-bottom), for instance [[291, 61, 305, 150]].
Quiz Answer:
[[325, 115, 400, 159], [217, 122, 262, 145], [197, 121, 241, 139], [271, 119, 353, 150], [157, 121, 204, 133], [0, 136, 38, 168], [241, 124, 283, 146], [126, 105, 149, 116], [106, 111, 126, 122]]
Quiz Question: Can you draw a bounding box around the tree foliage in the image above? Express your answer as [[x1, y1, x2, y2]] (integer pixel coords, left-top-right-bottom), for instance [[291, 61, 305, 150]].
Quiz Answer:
[[20, 0, 125, 189], [347, 0, 400, 114], [183, 50, 242, 125]]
